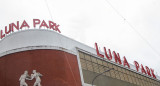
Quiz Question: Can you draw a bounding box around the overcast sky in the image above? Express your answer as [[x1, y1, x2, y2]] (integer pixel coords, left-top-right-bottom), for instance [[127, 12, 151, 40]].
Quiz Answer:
[[0, 0, 160, 75]]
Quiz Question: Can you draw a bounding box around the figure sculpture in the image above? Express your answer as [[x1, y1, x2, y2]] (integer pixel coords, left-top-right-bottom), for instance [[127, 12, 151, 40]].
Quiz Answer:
[[30, 70, 43, 86], [19, 70, 43, 86], [19, 71, 30, 86]]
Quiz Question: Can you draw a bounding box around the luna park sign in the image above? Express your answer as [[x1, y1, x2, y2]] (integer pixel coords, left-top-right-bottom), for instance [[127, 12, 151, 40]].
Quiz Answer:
[[95, 43, 157, 79], [0, 19, 61, 39]]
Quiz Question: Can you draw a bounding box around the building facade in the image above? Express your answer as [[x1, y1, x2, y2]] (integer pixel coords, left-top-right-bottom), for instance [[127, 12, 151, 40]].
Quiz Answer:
[[0, 29, 159, 86]]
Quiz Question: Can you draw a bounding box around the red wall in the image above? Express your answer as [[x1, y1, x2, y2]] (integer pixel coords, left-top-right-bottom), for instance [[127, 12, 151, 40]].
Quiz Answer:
[[0, 49, 82, 86]]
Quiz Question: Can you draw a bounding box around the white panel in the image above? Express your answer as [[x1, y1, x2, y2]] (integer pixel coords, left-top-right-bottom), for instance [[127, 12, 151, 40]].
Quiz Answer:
[[0, 29, 96, 55]]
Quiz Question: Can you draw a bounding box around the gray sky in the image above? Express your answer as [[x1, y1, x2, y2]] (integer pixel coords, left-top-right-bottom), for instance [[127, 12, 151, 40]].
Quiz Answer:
[[0, 0, 160, 75]]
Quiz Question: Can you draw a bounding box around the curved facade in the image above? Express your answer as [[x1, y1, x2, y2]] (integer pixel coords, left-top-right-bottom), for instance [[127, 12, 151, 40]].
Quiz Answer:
[[0, 49, 81, 86], [0, 29, 82, 86], [0, 29, 160, 86]]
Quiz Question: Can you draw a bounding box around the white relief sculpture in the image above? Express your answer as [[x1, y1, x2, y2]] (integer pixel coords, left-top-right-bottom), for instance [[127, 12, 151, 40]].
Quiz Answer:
[[30, 70, 43, 86], [19, 70, 43, 86], [19, 71, 30, 86]]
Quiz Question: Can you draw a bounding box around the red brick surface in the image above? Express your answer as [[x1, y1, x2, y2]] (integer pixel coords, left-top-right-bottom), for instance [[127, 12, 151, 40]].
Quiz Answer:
[[0, 49, 81, 86]]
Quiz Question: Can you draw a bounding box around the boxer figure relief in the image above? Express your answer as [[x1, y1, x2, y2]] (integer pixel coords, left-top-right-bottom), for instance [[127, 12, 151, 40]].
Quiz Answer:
[[19, 70, 43, 86], [19, 71, 30, 86], [30, 70, 43, 86]]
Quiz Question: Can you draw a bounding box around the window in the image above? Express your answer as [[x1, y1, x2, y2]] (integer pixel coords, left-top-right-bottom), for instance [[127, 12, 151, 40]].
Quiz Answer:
[[104, 67, 111, 77], [99, 65, 105, 73], [80, 59, 87, 70], [135, 78, 140, 86], [92, 63, 99, 73], [126, 70, 129, 75], [110, 69, 116, 78], [124, 73, 129, 82], [128, 75, 133, 83], [78, 51, 160, 86], [113, 65, 118, 70], [115, 70, 120, 79], [134, 73, 137, 78], [139, 79, 143, 86], [137, 74, 141, 79], [158, 81, 160, 86], [132, 77, 137, 85], [85, 54, 91, 61], [108, 63, 113, 68], [79, 52, 85, 59], [122, 68, 126, 74], [119, 72, 125, 81], [86, 61, 93, 71], [103, 61, 108, 67], [91, 57, 97, 63], [117, 66, 122, 72], [97, 59, 103, 65]]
